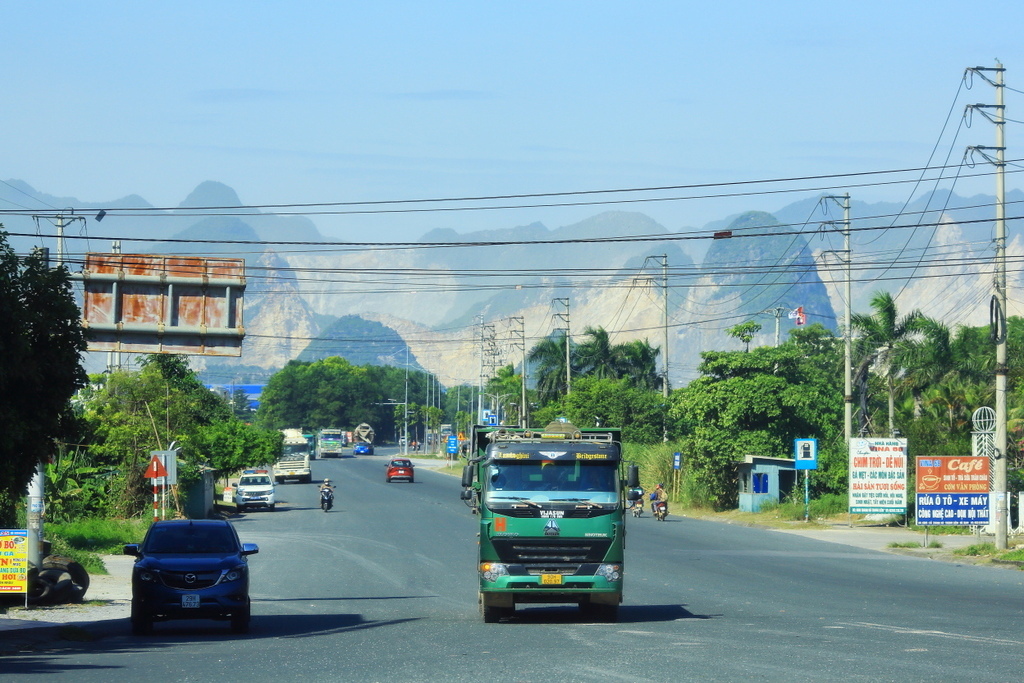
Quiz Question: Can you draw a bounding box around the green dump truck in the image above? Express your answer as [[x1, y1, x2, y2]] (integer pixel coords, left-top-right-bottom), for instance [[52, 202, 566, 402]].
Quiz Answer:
[[460, 421, 640, 623]]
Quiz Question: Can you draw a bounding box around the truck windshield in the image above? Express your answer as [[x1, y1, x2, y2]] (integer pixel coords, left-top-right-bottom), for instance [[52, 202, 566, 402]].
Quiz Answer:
[[484, 461, 618, 505], [281, 444, 309, 457]]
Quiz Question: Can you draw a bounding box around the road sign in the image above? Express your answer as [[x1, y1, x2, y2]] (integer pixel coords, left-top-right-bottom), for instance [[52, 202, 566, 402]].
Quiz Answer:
[[794, 438, 818, 470], [673, 452, 681, 470], [146, 455, 169, 479], [447, 435, 459, 454]]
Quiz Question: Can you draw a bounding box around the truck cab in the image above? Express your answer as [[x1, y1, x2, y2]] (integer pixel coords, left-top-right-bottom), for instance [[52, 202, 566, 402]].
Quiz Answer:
[[461, 421, 639, 623]]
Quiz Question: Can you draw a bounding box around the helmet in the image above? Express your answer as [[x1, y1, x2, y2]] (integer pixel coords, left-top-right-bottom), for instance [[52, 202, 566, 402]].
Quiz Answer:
[[323, 478, 331, 484], [657, 483, 664, 488]]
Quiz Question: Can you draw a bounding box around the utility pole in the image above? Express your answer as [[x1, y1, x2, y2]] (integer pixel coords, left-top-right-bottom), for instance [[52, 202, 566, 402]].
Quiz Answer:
[[553, 298, 571, 394], [661, 254, 669, 399], [823, 194, 853, 443], [966, 61, 1007, 549]]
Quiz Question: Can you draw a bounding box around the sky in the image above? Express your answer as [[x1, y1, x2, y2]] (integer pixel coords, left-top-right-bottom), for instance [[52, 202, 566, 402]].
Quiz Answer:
[[4, 1, 1024, 244]]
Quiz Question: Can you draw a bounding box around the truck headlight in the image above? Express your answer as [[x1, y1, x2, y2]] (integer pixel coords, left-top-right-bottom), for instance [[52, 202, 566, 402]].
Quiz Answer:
[[480, 562, 509, 583], [595, 564, 621, 582]]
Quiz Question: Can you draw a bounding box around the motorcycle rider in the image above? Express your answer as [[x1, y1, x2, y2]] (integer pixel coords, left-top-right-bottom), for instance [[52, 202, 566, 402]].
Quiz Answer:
[[651, 482, 668, 516], [319, 478, 335, 511]]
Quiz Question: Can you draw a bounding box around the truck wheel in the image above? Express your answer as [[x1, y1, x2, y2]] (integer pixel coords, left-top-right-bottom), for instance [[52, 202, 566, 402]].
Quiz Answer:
[[480, 595, 512, 623]]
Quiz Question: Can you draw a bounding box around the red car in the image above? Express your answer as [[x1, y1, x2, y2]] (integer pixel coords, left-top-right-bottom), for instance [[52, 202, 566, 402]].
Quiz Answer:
[[386, 458, 414, 483]]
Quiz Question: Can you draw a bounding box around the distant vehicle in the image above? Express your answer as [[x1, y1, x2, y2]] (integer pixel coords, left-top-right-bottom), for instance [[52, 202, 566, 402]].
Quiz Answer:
[[386, 458, 414, 483], [274, 428, 312, 483], [317, 428, 346, 458], [353, 442, 373, 456], [124, 519, 258, 635], [234, 470, 276, 512], [352, 422, 375, 447]]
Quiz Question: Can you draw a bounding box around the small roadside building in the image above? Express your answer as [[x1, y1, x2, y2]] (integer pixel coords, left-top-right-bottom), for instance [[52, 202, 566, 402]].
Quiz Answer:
[[736, 455, 797, 513]]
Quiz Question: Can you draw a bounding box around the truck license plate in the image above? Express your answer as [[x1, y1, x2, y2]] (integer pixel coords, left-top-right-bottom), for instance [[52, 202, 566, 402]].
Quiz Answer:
[[182, 594, 200, 608], [540, 574, 562, 585]]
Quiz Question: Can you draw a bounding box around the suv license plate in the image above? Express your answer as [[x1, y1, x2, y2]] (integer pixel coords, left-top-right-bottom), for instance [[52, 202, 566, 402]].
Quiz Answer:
[[182, 594, 200, 608], [540, 574, 562, 585]]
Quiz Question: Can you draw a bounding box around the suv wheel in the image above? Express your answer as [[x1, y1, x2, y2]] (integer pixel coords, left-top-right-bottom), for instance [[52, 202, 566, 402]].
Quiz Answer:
[[231, 599, 251, 633], [131, 601, 153, 635]]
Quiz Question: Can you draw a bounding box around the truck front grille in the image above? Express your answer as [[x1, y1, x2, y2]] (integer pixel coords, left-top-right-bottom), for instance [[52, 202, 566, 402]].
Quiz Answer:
[[491, 538, 613, 568]]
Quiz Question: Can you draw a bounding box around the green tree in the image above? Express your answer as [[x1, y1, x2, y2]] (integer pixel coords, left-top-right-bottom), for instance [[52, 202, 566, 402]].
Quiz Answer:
[[0, 231, 87, 527], [614, 338, 662, 391], [851, 291, 924, 435], [550, 376, 666, 444], [575, 326, 618, 379], [82, 356, 274, 516], [529, 332, 572, 405], [670, 325, 844, 507], [727, 320, 762, 352]]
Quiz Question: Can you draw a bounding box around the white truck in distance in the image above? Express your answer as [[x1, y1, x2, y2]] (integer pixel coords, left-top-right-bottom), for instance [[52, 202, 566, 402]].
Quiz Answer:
[[274, 428, 312, 483]]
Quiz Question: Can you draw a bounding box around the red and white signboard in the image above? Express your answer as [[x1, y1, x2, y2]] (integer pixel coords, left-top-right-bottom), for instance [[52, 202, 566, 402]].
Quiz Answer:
[[78, 253, 245, 356]]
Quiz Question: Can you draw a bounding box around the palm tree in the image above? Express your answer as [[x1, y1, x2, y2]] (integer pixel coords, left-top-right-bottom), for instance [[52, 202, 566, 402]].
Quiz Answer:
[[528, 332, 572, 405], [575, 326, 618, 379], [614, 338, 662, 391], [894, 318, 953, 419], [850, 291, 924, 435]]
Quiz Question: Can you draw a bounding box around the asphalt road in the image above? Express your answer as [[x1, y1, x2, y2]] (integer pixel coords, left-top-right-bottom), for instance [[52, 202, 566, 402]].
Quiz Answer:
[[5, 447, 1024, 682]]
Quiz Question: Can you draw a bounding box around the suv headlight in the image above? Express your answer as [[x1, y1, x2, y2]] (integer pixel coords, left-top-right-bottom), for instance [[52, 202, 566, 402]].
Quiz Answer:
[[224, 566, 247, 582]]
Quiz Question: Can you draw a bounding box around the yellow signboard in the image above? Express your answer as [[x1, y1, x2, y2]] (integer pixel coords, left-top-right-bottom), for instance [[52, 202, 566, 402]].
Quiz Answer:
[[0, 530, 29, 593]]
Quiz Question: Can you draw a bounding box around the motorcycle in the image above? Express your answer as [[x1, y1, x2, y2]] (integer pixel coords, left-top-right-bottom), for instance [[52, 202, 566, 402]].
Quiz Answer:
[[652, 500, 668, 522], [628, 489, 645, 518], [320, 487, 334, 512]]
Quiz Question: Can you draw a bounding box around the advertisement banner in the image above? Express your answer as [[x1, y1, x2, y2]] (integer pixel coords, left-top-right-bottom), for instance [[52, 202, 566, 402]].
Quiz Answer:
[[916, 456, 988, 493], [915, 456, 990, 526], [0, 529, 29, 593], [849, 438, 908, 514]]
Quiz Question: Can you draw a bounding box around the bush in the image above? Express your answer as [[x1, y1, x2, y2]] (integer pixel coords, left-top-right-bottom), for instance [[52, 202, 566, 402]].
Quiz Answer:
[[46, 517, 153, 573]]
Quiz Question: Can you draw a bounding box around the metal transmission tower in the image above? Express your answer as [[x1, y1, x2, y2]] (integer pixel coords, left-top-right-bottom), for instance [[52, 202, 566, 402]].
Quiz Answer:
[[965, 61, 1008, 549], [509, 316, 528, 427], [553, 297, 571, 394]]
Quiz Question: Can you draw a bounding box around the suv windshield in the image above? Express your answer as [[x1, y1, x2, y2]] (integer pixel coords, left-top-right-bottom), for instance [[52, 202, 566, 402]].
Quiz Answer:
[[145, 524, 238, 554], [239, 475, 272, 486], [484, 461, 618, 505]]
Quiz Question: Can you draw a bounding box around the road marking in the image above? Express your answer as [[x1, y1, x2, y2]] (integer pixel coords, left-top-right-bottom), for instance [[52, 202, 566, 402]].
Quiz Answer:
[[842, 621, 1024, 646]]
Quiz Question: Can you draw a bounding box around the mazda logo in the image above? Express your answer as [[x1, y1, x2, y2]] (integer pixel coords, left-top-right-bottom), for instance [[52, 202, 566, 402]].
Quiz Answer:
[[184, 573, 197, 584]]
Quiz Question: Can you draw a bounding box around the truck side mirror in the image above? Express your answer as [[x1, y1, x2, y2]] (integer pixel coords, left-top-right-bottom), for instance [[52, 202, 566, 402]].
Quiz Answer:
[[461, 465, 475, 488], [460, 489, 473, 500], [626, 464, 640, 489]]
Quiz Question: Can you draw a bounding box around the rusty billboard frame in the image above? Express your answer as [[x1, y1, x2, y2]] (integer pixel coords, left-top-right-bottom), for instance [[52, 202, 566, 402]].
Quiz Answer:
[[74, 253, 246, 357]]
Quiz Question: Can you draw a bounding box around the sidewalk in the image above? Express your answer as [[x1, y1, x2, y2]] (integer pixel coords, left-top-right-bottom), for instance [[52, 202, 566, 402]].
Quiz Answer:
[[766, 521, 991, 552], [0, 554, 134, 648]]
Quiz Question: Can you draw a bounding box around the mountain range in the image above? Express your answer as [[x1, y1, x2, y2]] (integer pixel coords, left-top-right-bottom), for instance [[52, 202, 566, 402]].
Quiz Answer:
[[2, 179, 1021, 389]]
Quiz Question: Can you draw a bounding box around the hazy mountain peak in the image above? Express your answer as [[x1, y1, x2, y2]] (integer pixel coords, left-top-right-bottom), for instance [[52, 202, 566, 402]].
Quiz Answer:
[[179, 181, 243, 209]]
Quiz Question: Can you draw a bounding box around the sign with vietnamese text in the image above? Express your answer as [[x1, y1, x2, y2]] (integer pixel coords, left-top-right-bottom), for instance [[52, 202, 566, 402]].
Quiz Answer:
[[0, 530, 29, 593], [916, 456, 988, 493], [849, 438, 908, 514], [915, 456, 990, 526]]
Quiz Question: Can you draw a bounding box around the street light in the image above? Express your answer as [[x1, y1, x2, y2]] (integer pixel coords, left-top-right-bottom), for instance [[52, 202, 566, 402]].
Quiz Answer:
[[484, 393, 515, 426], [376, 399, 409, 456]]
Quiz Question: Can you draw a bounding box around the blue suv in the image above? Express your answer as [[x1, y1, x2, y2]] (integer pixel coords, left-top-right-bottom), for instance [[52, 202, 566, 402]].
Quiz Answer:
[[124, 519, 258, 635]]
